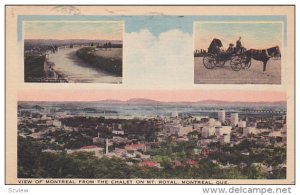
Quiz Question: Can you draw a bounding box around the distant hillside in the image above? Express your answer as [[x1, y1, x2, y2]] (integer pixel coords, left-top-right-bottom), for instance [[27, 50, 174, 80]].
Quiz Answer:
[[194, 99, 286, 107], [83, 107, 97, 112], [92, 98, 286, 107], [18, 98, 286, 107], [24, 39, 122, 47], [126, 98, 162, 105], [95, 99, 124, 104], [32, 105, 44, 110]]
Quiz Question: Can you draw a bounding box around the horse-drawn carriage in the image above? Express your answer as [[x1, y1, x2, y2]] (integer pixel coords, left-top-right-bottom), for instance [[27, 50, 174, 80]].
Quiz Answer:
[[203, 38, 250, 71]]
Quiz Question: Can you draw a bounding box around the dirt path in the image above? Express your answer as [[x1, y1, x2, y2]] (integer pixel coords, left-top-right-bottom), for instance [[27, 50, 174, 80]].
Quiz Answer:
[[48, 47, 122, 83], [194, 57, 281, 84]]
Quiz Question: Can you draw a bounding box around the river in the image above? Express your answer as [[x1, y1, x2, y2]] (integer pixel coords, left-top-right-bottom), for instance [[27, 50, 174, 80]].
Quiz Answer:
[[47, 47, 122, 83]]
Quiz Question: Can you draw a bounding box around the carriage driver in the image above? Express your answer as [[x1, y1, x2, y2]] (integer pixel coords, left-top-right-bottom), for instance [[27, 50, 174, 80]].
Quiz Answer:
[[236, 36, 242, 54]]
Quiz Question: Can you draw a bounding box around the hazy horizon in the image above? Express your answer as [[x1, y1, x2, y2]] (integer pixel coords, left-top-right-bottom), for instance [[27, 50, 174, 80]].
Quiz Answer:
[[18, 98, 286, 103], [194, 22, 283, 50], [24, 38, 122, 41], [24, 21, 123, 40], [18, 90, 286, 103]]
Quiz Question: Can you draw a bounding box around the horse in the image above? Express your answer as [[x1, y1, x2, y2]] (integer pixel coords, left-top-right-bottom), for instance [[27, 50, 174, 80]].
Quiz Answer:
[[244, 46, 281, 72]]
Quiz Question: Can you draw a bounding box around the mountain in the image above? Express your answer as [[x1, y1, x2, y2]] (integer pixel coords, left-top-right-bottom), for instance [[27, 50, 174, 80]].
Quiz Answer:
[[92, 98, 286, 107], [91, 98, 162, 105], [126, 98, 162, 105], [83, 107, 97, 112], [31, 105, 44, 110], [194, 100, 286, 106], [94, 99, 124, 104], [19, 99, 286, 107]]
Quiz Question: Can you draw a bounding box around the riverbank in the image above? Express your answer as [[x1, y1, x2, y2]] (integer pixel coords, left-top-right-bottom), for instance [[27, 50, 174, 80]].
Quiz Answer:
[[43, 59, 68, 83], [24, 54, 67, 82], [76, 47, 122, 77]]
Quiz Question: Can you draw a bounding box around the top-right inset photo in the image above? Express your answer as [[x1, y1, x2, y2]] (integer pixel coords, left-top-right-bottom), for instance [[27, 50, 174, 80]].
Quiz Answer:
[[194, 21, 282, 84]]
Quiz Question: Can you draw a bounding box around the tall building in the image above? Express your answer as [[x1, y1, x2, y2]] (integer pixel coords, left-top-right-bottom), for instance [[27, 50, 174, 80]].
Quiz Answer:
[[218, 109, 225, 123], [238, 121, 246, 128], [105, 138, 109, 154], [201, 127, 216, 138], [215, 126, 232, 137], [230, 113, 239, 126], [220, 134, 231, 145]]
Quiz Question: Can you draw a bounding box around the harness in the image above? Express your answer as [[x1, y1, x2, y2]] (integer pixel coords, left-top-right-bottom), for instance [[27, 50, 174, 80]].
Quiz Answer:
[[265, 49, 270, 57]]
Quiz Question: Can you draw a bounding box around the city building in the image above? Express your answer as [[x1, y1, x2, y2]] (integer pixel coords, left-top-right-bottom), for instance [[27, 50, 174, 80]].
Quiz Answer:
[[215, 126, 232, 137], [201, 127, 216, 138], [125, 143, 146, 151], [178, 125, 193, 136], [171, 111, 179, 118], [220, 134, 231, 145], [243, 127, 257, 137], [207, 118, 221, 127], [139, 161, 161, 168], [238, 121, 247, 128], [164, 124, 180, 136], [112, 130, 125, 135], [93, 132, 104, 144], [218, 110, 226, 123], [67, 146, 104, 158], [230, 113, 239, 126], [52, 119, 62, 127]]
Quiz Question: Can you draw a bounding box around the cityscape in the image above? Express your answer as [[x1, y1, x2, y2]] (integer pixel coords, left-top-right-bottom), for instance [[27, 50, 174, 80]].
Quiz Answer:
[[17, 99, 287, 179]]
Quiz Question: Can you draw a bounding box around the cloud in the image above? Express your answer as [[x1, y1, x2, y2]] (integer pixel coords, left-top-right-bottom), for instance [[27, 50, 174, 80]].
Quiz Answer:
[[123, 29, 193, 89]]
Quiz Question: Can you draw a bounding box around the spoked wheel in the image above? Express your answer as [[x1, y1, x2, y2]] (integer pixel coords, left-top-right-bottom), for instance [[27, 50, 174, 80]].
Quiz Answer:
[[230, 56, 242, 71], [215, 58, 226, 67], [203, 54, 216, 69], [241, 55, 251, 69]]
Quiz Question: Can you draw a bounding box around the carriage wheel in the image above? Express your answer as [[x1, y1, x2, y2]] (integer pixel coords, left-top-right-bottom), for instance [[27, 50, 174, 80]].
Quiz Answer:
[[239, 55, 251, 69], [203, 54, 216, 69], [230, 56, 242, 71], [215, 59, 226, 67], [242, 56, 251, 69]]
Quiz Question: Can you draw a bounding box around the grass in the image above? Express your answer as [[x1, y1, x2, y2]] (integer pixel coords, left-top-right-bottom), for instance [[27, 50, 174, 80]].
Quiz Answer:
[[76, 47, 122, 77], [94, 48, 122, 60]]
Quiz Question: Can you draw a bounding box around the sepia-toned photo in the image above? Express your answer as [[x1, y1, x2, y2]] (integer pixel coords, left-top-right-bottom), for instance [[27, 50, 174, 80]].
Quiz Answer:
[[194, 21, 282, 84], [24, 21, 123, 83]]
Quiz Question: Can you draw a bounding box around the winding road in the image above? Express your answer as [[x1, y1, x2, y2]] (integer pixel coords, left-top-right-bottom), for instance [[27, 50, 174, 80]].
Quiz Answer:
[[47, 47, 122, 83]]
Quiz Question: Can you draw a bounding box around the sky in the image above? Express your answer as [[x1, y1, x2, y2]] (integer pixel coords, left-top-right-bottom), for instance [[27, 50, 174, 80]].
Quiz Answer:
[[18, 15, 287, 42], [24, 21, 123, 40], [18, 89, 286, 102], [194, 22, 282, 50]]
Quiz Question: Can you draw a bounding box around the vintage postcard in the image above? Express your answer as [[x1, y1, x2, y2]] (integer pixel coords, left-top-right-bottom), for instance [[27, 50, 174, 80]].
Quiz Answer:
[[5, 5, 295, 185], [24, 21, 123, 83]]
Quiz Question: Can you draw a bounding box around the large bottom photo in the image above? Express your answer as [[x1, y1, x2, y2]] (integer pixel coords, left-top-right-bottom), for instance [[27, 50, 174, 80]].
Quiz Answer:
[[15, 90, 288, 182]]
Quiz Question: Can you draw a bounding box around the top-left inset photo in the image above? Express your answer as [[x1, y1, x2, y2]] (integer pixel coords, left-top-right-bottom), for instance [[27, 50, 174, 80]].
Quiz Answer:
[[24, 21, 123, 83]]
